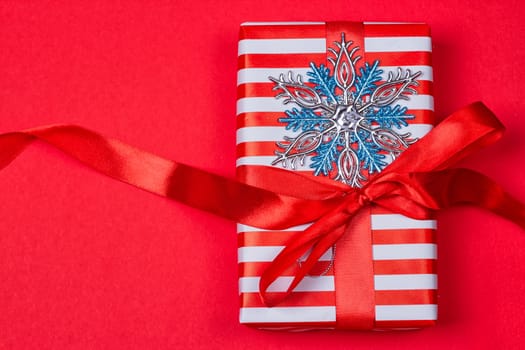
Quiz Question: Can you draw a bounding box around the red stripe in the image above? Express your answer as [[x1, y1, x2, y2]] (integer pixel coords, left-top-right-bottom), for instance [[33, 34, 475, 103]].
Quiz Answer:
[[372, 229, 436, 244], [239, 256, 435, 277], [240, 262, 298, 277], [238, 231, 301, 246], [236, 141, 278, 157], [373, 259, 437, 275], [238, 228, 436, 246], [239, 51, 431, 69], [236, 111, 283, 128], [236, 110, 434, 130], [239, 261, 335, 277], [236, 82, 285, 98], [237, 164, 312, 176], [240, 24, 325, 40], [364, 23, 431, 37], [365, 51, 432, 67], [240, 291, 335, 308], [237, 80, 433, 99], [242, 321, 337, 328], [375, 289, 437, 305], [238, 53, 324, 69], [236, 141, 276, 158], [239, 23, 430, 40], [374, 320, 436, 329]]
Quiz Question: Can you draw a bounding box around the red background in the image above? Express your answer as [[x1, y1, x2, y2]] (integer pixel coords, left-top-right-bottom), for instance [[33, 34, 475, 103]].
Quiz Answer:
[[1, 1, 524, 349]]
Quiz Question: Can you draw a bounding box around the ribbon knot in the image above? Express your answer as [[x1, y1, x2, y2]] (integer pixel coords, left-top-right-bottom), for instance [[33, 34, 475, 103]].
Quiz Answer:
[[356, 191, 370, 208]]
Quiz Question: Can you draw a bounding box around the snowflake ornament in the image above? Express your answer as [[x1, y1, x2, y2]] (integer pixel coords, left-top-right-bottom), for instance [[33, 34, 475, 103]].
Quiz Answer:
[[269, 33, 422, 187]]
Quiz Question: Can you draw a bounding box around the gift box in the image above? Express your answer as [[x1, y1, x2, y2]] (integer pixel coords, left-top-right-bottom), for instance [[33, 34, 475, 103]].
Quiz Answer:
[[236, 21, 437, 330]]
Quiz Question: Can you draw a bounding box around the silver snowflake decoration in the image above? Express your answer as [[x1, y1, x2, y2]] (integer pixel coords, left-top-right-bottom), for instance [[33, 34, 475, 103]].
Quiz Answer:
[[269, 33, 422, 187]]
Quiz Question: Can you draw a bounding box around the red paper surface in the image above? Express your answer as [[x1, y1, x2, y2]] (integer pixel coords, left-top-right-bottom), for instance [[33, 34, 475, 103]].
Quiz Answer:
[[0, 1, 523, 349]]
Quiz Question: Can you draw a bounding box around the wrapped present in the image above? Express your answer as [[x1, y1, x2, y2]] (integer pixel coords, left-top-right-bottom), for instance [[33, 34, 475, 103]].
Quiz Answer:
[[236, 21, 437, 330]]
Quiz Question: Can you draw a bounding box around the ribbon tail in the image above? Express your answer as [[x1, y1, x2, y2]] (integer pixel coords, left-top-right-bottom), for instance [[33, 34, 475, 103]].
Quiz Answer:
[[259, 202, 359, 307], [417, 168, 525, 230], [0, 132, 35, 170], [0, 125, 339, 229], [371, 169, 525, 230]]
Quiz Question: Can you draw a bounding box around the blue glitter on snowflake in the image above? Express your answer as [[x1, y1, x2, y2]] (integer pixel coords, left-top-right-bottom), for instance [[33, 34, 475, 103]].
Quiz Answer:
[[269, 33, 422, 187]]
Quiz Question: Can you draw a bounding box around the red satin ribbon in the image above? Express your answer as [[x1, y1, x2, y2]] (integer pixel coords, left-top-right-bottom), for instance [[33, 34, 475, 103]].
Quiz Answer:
[[1, 102, 524, 323], [325, 21, 374, 330]]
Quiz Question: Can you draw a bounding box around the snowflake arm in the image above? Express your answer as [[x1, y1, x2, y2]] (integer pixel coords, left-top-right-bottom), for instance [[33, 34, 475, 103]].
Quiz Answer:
[[353, 60, 383, 101], [357, 68, 421, 113], [306, 63, 338, 104], [271, 125, 337, 170], [311, 136, 343, 176], [366, 105, 413, 129], [269, 72, 334, 113], [279, 108, 331, 132], [354, 130, 387, 174]]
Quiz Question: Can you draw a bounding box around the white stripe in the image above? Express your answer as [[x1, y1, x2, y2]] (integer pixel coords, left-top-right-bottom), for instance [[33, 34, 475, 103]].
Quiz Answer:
[[373, 243, 437, 260], [380, 65, 433, 82], [374, 274, 437, 290], [371, 214, 437, 230], [235, 154, 401, 169], [241, 22, 325, 26], [237, 65, 432, 85], [239, 276, 335, 293], [236, 155, 275, 167], [236, 97, 282, 113], [240, 306, 336, 323], [236, 124, 433, 145], [237, 68, 310, 85], [398, 94, 433, 111], [236, 155, 313, 169], [375, 305, 437, 321], [365, 37, 432, 52], [237, 223, 311, 232], [238, 39, 326, 55], [236, 95, 433, 115], [238, 246, 334, 263], [239, 244, 435, 264], [239, 37, 431, 56]]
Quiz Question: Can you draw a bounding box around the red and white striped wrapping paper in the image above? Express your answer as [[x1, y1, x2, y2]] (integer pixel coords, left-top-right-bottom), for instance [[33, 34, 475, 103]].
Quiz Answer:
[[236, 22, 437, 330]]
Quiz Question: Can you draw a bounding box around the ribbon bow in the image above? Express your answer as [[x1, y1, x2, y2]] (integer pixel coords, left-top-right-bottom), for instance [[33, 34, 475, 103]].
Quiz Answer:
[[250, 102, 525, 306], [1, 102, 524, 309]]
